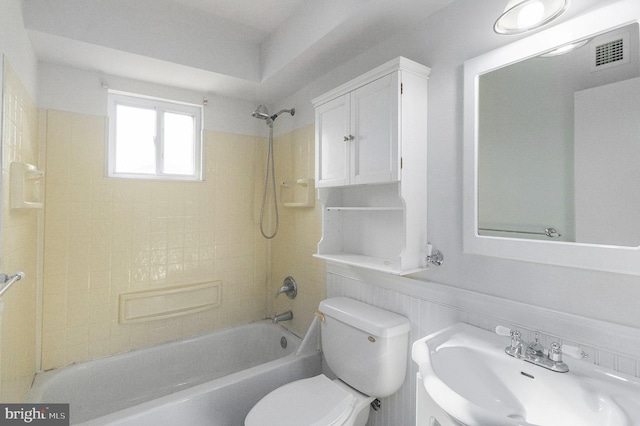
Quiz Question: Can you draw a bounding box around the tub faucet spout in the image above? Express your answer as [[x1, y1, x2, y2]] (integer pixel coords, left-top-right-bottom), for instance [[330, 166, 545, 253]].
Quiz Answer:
[[273, 310, 293, 324]]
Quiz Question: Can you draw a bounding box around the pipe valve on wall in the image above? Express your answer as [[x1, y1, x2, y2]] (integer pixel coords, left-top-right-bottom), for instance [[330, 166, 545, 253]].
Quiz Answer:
[[426, 244, 444, 266]]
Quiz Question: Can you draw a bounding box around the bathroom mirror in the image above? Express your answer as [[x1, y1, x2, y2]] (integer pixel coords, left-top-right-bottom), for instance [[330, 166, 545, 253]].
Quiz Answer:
[[463, 1, 640, 274]]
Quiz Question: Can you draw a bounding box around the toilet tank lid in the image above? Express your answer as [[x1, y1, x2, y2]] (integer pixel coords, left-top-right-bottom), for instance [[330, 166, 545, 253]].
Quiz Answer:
[[319, 297, 410, 338]]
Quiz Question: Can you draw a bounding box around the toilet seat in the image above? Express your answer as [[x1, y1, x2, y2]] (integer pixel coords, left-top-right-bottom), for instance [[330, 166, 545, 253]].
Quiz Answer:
[[245, 374, 357, 426]]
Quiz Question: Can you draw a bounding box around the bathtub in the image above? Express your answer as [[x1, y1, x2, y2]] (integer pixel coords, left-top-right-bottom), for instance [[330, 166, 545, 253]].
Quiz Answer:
[[28, 320, 322, 425]]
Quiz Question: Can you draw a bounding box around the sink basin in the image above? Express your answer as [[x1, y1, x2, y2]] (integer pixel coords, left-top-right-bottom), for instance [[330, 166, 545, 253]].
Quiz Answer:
[[412, 323, 640, 426]]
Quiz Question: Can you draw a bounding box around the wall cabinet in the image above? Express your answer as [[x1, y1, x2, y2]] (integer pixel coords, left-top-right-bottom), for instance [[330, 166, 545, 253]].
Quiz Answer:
[[316, 72, 399, 187], [313, 57, 430, 275]]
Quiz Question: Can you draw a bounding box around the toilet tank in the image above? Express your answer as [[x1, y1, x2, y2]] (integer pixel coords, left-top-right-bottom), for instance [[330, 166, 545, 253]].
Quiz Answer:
[[318, 297, 410, 398]]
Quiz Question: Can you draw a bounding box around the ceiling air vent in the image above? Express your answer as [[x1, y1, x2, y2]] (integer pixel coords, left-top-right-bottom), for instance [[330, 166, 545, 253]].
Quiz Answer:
[[591, 31, 629, 71], [595, 38, 624, 66]]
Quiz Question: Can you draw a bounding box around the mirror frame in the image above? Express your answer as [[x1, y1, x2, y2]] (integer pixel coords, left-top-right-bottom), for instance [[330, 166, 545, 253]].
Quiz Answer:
[[463, 0, 640, 275]]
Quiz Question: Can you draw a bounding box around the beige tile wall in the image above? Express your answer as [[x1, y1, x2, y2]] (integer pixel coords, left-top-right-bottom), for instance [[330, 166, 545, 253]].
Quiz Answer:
[[269, 124, 326, 337], [0, 61, 40, 400], [1, 103, 325, 381], [41, 110, 270, 369]]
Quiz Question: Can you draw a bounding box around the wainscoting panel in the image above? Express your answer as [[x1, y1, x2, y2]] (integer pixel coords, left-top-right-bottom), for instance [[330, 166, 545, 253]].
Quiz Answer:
[[325, 264, 640, 426]]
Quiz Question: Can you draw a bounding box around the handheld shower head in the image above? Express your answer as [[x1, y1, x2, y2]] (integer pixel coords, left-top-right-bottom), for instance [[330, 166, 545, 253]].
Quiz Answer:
[[253, 104, 295, 239], [253, 111, 270, 120], [252, 106, 295, 122], [252, 105, 270, 120]]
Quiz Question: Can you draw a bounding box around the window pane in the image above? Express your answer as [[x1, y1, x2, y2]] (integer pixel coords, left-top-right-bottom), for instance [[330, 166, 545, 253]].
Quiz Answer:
[[163, 112, 195, 175], [115, 105, 156, 174], [109, 93, 202, 181]]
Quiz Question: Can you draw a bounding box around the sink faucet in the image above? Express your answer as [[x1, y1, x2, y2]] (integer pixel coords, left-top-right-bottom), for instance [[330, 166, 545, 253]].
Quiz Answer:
[[273, 310, 293, 324], [495, 326, 587, 373], [504, 329, 525, 358]]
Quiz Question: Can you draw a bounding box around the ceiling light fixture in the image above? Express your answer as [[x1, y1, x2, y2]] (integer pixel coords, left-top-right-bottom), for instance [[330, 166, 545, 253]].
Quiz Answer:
[[494, 0, 570, 35]]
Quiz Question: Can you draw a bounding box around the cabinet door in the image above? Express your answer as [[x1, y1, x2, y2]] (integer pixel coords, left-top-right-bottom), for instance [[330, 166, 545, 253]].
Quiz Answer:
[[351, 73, 399, 185], [315, 94, 351, 187]]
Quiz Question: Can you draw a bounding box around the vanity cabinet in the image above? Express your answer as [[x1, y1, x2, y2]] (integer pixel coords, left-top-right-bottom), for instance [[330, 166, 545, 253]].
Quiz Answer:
[[313, 57, 430, 275], [416, 373, 456, 426]]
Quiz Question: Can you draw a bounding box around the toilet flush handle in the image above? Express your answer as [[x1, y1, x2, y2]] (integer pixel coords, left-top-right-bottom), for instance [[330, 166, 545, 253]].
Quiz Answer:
[[314, 311, 325, 322]]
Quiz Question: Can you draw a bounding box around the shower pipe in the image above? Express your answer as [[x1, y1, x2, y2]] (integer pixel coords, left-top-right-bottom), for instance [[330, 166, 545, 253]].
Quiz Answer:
[[252, 105, 295, 239]]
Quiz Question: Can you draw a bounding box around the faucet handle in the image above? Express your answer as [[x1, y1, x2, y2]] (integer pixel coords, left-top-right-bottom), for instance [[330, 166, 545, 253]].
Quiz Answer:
[[274, 276, 298, 299], [561, 344, 588, 360], [495, 325, 513, 337], [497, 326, 524, 358], [549, 342, 563, 362], [495, 326, 522, 350], [495, 326, 521, 341]]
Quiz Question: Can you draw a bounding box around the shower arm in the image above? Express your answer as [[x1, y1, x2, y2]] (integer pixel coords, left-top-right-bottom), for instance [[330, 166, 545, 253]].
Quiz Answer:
[[270, 108, 295, 121], [252, 106, 295, 124]]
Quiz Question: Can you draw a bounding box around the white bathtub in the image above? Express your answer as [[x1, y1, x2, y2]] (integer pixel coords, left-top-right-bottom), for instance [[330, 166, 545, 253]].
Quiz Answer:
[[28, 321, 322, 425]]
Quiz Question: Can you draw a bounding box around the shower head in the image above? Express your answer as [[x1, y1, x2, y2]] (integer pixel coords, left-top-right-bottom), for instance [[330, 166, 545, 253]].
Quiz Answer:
[[252, 105, 270, 120], [252, 105, 295, 127]]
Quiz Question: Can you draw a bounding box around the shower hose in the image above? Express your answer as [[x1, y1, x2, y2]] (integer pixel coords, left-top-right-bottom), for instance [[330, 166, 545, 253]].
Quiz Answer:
[[260, 125, 278, 239]]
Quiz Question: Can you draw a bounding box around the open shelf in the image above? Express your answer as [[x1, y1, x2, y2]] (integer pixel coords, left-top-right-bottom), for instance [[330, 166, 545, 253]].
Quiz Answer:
[[325, 206, 404, 212], [316, 181, 427, 275], [313, 253, 428, 276]]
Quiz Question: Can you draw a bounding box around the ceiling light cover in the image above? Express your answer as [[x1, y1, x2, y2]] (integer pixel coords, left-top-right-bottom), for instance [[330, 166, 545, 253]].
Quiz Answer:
[[494, 0, 570, 35], [539, 39, 589, 57]]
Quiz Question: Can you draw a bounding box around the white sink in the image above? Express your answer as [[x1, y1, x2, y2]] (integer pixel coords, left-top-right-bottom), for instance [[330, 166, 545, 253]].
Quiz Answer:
[[412, 323, 640, 426]]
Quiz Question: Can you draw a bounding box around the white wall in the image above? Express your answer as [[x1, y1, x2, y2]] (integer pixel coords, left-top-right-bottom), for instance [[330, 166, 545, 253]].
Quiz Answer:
[[38, 63, 268, 137], [277, 0, 640, 329], [0, 0, 38, 98]]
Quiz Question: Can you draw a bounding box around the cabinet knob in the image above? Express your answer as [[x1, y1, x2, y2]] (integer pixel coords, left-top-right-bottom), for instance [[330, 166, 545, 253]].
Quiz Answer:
[[343, 135, 355, 141]]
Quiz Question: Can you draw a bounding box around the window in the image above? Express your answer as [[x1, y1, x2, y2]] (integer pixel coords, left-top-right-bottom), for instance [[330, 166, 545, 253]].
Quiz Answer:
[[108, 92, 203, 181]]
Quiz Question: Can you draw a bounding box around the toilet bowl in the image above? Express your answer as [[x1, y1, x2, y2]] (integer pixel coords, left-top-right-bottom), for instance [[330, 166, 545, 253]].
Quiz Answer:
[[245, 374, 374, 426], [245, 297, 410, 426]]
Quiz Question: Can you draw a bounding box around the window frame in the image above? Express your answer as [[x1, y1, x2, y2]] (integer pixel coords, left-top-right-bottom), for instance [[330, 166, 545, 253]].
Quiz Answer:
[[107, 92, 203, 181]]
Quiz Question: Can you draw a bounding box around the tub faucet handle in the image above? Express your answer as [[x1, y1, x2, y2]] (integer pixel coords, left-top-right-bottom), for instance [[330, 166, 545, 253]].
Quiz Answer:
[[275, 276, 297, 299]]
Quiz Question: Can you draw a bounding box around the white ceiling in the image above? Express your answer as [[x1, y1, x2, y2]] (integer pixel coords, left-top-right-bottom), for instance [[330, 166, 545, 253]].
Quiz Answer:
[[165, 0, 307, 34], [21, 0, 456, 103]]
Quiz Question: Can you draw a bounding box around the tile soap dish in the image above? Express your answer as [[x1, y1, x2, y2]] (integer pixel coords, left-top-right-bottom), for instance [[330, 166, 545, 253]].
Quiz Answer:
[[281, 178, 315, 208], [11, 162, 44, 209]]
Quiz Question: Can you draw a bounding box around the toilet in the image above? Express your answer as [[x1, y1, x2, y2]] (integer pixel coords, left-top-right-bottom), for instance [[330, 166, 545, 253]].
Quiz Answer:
[[245, 297, 410, 426]]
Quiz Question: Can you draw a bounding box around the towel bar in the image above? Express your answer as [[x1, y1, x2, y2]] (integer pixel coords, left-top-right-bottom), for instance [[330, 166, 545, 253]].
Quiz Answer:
[[0, 272, 25, 298]]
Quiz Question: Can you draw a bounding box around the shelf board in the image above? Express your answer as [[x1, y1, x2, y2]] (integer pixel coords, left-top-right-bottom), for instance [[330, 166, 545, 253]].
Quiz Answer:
[[313, 253, 428, 275], [325, 206, 404, 212], [284, 202, 314, 208]]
